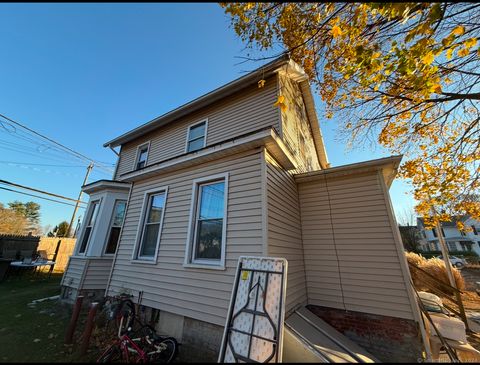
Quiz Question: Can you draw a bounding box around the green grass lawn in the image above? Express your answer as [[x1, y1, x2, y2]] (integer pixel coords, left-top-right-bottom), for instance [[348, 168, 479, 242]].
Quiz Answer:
[[0, 271, 91, 363], [0, 271, 183, 363]]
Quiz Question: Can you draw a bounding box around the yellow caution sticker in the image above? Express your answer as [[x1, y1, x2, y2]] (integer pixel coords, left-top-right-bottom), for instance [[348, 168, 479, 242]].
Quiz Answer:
[[241, 271, 249, 281]]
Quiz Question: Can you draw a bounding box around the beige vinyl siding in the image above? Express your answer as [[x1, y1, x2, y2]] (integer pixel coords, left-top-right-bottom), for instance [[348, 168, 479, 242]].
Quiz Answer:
[[297, 171, 415, 320], [115, 145, 135, 179], [115, 76, 279, 179], [61, 256, 87, 289], [279, 74, 320, 173], [265, 150, 307, 312], [81, 257, 114, 290], [107, 149, 265, 326]]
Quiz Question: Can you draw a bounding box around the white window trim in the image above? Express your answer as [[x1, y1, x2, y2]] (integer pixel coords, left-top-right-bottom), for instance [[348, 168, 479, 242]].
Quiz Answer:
[[185, 119, 208, 153], [133, 141, 151, 171], [103, 199, 127, 256], [76, 198, 102, 256], [131, 186, 169, 263], [184, 172, 228, 270]]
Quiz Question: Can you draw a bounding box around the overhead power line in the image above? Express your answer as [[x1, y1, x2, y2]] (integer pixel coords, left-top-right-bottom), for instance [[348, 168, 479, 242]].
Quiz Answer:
[[0, 179, 87, 205], [0, 160, 88, 168], [0, 186, 86, 208], [0, 112, 114, 173]]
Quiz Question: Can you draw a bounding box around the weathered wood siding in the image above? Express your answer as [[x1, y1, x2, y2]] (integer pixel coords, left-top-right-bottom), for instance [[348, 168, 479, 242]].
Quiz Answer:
[[297, 171, 415, 320], [107, 149, 265, 326], [265, 150, 307, 312], [61, 256, 87, 289], [279, 74, 320, 173], [115, 76, 279, 178]]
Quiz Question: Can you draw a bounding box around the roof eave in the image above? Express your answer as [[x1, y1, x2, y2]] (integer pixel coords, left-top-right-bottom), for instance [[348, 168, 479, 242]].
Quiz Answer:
[[103, 55, 290, 148], [294, 155, 403, 186]]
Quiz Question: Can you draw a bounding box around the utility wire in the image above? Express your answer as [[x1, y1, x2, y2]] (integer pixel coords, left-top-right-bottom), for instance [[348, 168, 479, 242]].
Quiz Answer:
[[0, 113, 114, 173], [0, 142, 114, 176], [0, 179, 87, 205], [0, 160, 88, 168], [0, 186, 86, 208]]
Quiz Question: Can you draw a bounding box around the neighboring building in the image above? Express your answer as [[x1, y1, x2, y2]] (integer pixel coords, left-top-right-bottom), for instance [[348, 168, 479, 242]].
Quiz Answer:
[[417, 216, 480, 255], [61, 56, 426, 362]]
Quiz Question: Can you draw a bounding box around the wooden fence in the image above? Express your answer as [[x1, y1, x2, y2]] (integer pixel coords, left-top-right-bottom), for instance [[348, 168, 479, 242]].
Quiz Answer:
[[37, 237, 76, 272], [0, 234, 76, 272]]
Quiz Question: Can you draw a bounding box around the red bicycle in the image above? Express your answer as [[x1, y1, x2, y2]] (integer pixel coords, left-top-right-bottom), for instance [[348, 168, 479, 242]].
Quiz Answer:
[[97, 297, 177, 363]]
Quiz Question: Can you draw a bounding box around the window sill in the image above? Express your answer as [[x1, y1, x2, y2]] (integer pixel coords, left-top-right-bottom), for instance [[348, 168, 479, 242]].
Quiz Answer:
[[130, 259, 157, 265], [183, 263, 225, 271]]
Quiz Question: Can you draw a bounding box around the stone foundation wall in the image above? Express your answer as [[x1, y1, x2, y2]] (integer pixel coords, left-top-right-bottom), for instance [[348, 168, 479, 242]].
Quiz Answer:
[[307, 305, 424, 362]]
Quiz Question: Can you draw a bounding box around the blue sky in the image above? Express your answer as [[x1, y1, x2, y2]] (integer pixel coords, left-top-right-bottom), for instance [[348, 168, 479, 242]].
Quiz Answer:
[[0, 3, 416, 231]]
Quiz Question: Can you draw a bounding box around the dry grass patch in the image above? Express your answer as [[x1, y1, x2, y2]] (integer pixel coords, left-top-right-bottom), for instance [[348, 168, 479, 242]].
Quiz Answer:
[[406, 252, 465, 294]]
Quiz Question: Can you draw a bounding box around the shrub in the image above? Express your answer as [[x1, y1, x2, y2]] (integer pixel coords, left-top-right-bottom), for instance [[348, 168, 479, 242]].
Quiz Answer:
[[406, 252, 465, 295]]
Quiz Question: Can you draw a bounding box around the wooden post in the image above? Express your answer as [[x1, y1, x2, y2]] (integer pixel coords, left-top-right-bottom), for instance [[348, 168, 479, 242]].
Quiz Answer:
[[47, 239, 61, 278], [80, 302, 99, 355], [435, 219, 457, 288], [65, 295, 84, 344], [455, 290, 471, 332]]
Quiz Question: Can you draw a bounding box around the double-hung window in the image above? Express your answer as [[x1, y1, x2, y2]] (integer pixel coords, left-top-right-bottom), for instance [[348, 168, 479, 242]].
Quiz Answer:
[[78, 200, 100, 254], [135, 143, 149, 170], [186, 120, 207, 153], [186, 174, 228, 268], [134, 189, 167, 261], [105, 200, 127, 254]]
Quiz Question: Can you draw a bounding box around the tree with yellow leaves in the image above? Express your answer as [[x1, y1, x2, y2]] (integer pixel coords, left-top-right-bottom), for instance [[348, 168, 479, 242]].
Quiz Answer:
[[221, 2, 480, 229]]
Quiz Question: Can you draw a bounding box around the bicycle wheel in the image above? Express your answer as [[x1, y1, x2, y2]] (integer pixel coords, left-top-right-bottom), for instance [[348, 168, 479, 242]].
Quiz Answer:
[[97, 343, 122, 363], [148, 337, 178, 363]]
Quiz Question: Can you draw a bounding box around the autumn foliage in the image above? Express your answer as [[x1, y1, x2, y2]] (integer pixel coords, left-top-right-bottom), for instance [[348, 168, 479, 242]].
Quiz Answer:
[[221, 3, 480, 228]]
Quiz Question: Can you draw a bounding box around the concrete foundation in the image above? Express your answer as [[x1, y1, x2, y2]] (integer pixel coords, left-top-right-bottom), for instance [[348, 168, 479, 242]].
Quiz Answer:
[[60, 285, 105, 306], [155, 311, 185, 341]]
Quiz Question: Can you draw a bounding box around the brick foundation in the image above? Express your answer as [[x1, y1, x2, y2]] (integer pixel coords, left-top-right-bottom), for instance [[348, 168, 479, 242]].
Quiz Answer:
[[307, 305, 424, 362]]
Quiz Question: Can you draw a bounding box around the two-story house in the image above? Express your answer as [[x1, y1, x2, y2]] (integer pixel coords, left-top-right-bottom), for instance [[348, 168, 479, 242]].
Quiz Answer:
[[60, 56, 426, 362], [417, 216, 480, 255]]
